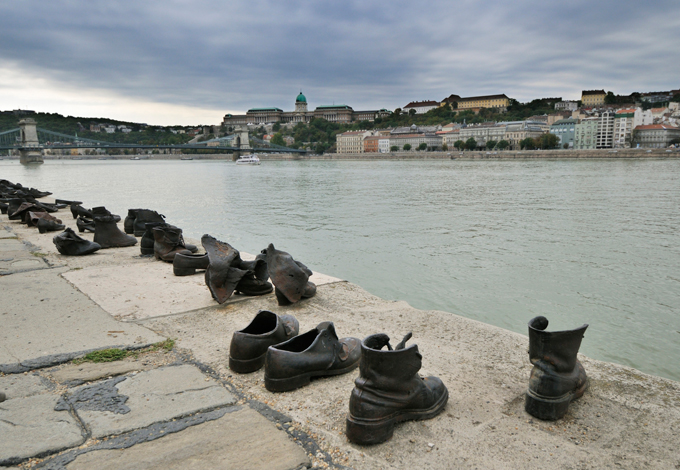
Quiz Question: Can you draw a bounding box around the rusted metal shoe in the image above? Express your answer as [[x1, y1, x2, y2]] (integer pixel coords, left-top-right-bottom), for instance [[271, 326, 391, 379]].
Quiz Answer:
[[124, 208, 143, 234], [35, 215, 65, 233], [92, 206, 121, 223], [265, 244, 316, 305], [53, 228, 101, 256], [201, 235, 249, 303], [525, 316, 589, 420], [235, 272, 273, 296], [229, 310, 299, 373], [93, 215, 138, 248], [70, 203, 93, 220], [76, 217, 95, 233], [264, 322, 361, 392], [346, 332, 448, 445], [10, 202, 44, 223], [173, 252, 209, 276], [152, 225, 191, 262], [133, 209, 166, 237]]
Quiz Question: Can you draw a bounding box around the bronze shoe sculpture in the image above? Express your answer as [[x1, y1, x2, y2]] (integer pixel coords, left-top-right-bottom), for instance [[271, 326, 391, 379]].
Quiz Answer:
[[124, 208, 143, 234], [346, 332, 448, 445], [153, 225, 191, 262], [265, 244, 316, 305], [525, 316, 588, 420], [92, 206, 121, 223], [35, 215, 65, 233], [76, 217, 95, 233], [70, 203, 93, 219], [173, 252, 209, 276], [27, 211, 62, 228], [201, 234, 249, 303], [10, 202, 44, 223], [93, 215, 138, 248], [229, 310, 299, 373], [264, 321, 361, 392], [53, 228, 101, 256], [235, 271, 273, 296], [133, 209, 166, 237]]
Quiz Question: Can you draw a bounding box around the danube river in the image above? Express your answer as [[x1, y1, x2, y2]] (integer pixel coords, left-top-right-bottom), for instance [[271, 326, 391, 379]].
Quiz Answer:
[[3, 158, 679, 381]]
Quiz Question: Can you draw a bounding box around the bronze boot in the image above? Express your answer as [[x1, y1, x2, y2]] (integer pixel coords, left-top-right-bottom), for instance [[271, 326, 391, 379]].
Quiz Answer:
[[152, 225, 191, 262], [201, 234, 248, 303], [265, 243, 316, 305], [93, 215, 138, 248], [346, 332, 448, 445], [525, 316, 588, 420]]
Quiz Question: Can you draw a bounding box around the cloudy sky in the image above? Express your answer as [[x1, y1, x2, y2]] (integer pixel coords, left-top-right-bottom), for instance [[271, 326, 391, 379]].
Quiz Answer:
[[1, 0, 678, 125]]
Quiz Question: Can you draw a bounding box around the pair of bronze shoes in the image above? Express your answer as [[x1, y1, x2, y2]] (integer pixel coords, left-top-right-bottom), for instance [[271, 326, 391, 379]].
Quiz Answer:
[[228, 310, 361, 393]]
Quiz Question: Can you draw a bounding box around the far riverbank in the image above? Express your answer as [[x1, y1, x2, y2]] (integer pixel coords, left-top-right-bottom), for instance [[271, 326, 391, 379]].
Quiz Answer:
[[4, 147, 679, 161]]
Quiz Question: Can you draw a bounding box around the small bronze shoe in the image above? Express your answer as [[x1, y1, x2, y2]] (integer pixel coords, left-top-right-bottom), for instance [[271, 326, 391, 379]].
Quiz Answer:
[[229, 310, 299, 373], [264, 322, 361, 392], [173, 252, 209, 276]]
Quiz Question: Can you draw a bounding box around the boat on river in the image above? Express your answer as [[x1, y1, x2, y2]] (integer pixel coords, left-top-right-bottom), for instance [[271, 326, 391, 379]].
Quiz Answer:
[[235, 154, 261, 165]]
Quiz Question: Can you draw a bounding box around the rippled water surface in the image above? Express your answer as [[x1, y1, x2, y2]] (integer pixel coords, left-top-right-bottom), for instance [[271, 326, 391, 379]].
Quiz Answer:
[[3, 158, 679, 380]]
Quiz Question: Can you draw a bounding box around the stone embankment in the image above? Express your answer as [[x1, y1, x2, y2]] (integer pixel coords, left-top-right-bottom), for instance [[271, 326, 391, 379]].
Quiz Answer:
[[1, 196, 680, 469]]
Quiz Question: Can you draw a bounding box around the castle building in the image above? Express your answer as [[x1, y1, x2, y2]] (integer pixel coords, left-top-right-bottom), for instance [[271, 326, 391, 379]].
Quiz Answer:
[[222, 92, 390, 127]]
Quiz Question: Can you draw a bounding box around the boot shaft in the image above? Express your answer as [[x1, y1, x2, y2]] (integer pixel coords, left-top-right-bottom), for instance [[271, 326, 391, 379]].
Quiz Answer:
[[358, 333, 422, 390], [528, 316, 588, 372]]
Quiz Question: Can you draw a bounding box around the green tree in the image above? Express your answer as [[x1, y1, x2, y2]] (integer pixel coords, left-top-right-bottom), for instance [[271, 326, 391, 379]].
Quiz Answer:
[[497, 140, 509, 149], [390, 145, 399, 152], [442, 143, 448, 151], [408, 109, 417, 117], [538, 133, 559, 149], [270, 133, 285, 146], [418, 142, 427, 151], [453, 140, 464, 150], [520, 137, 536, 150], [403, 143, 412, 151], [486, 140, 497, 150], [465, 137, 477, 150], [272, 122, 281, 132], [604, 91, 617, 105]]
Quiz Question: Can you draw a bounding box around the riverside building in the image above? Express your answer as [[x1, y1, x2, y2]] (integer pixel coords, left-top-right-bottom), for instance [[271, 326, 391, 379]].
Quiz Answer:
[[222, 92, 390, 127]]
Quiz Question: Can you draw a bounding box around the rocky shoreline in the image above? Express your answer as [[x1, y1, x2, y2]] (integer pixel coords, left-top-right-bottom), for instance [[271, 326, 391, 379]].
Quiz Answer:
[[1, 192, 679, 469]]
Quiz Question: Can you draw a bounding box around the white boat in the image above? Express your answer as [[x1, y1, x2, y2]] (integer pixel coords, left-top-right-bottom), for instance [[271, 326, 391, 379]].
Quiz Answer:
[[235, 154, 261, 165]]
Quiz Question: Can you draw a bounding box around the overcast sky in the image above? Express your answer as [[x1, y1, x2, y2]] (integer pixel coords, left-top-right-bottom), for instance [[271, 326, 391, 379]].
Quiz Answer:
[[1, 0, 678, 126]]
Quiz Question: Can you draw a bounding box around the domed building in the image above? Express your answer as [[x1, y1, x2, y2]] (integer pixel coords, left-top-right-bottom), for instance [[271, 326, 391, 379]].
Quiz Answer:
[[222, 92, 390, 127], [295, 92, 308, 113]]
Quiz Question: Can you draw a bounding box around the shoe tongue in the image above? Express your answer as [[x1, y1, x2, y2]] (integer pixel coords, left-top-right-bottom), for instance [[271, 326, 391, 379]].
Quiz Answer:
[[395, 332, 413, 350]]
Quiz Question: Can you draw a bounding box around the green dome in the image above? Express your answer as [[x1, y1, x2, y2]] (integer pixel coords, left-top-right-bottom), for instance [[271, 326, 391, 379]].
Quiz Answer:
[[296, 92, 306, 103]]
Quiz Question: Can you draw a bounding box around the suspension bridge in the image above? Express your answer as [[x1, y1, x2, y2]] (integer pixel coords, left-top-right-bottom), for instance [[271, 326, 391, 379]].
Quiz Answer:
[[0, 118, 306, 164]]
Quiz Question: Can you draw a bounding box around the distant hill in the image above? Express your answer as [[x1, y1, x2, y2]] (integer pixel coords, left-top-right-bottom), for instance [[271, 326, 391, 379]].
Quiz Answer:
[[0, 111, 195, 145]]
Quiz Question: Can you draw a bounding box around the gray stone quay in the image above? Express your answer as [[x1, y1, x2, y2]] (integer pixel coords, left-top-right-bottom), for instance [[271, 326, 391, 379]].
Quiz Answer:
[[1, 196, 679, 469]]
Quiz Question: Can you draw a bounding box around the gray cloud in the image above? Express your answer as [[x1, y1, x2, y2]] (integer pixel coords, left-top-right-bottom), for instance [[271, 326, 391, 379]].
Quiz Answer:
[[1, 0, 678, 122]]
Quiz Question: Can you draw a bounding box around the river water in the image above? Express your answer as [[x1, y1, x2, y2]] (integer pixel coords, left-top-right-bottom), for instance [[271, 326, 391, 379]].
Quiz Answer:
[[2, 158, 679, 381]]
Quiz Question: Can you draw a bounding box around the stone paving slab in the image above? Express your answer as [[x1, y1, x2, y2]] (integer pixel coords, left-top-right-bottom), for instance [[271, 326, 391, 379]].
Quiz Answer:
[[0, 227, 18, 239], [62, 254, 343, 321], [0, 394, 85, 466], [65, 407, 310, 470], [0, 250, 49, 275], [0, 373, 52, 399], [74, 364, 236, 438], [0, 268, 164, 373], [49, 360, 155, 386]]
